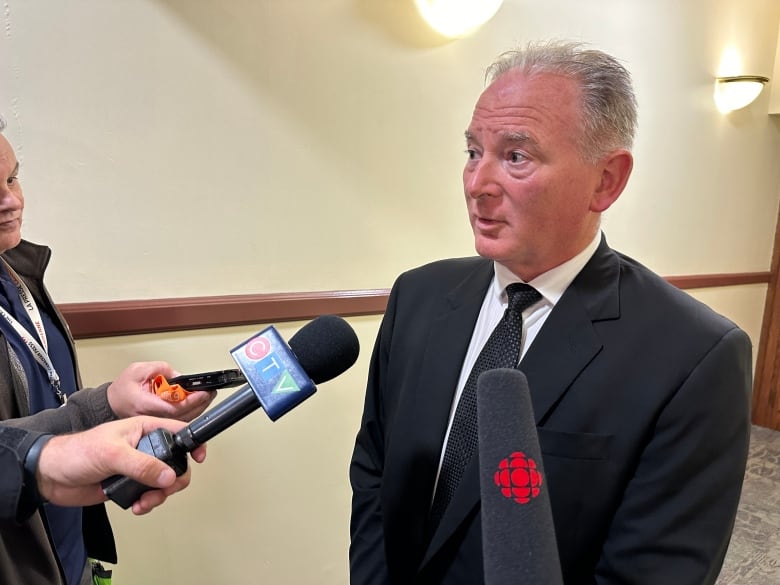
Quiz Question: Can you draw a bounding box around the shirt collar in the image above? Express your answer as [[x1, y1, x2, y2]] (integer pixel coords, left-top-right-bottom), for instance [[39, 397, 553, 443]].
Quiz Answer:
[[492, 231, 602, 306]]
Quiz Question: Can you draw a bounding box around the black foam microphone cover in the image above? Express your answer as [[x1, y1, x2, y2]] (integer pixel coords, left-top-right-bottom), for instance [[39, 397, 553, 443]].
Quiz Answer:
[[477, 368, 563, 585], [288, 314, 360, 384]]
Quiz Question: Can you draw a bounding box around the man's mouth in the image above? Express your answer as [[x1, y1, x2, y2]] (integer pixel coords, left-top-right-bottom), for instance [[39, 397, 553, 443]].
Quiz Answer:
[[0, 216, 21, 229]]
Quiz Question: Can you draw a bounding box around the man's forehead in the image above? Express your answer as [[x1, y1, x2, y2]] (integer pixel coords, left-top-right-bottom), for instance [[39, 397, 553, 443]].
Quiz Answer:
[[468, 74, 582, 143], [0, 133, 12, 151], [476, 70, 581, 112], [466, 102, 541, 140], [0, 135, 19, 171]]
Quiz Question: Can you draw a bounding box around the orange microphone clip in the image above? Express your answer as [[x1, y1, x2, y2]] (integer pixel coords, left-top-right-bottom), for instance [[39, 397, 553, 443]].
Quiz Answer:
[[151, 375, 193, 403]]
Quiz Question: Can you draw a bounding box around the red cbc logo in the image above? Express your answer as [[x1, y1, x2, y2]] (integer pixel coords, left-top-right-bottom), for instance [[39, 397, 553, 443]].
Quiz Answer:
[[493, 451, 543, 504]]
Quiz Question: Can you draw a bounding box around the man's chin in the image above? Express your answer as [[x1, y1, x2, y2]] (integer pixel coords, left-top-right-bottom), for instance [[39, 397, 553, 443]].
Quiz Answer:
[[0, 233, 23, 254], [474, 240, 506, 261]]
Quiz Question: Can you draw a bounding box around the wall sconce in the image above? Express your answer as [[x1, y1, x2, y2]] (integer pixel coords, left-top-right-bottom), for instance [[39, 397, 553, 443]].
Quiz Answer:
[[714, 75, 770, 113], [414, 0, 504, 38]]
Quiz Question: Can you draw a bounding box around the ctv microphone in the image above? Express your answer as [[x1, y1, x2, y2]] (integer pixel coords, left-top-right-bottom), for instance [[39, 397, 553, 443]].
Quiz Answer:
[[103, 314, 360, 509], [476, 368, 562, 585]]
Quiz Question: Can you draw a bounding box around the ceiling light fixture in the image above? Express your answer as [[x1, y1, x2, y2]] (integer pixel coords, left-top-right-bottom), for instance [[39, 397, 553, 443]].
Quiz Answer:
[[413, 0, 504, 38]]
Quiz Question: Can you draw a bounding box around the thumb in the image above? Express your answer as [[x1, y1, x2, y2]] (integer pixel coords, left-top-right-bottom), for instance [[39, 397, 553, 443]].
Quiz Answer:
[[122, 450, 178, 488]]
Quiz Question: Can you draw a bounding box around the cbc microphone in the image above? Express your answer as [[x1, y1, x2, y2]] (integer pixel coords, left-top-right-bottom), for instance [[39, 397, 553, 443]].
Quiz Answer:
[[476, 368, 562, 585], [103, 314, 360, 508]]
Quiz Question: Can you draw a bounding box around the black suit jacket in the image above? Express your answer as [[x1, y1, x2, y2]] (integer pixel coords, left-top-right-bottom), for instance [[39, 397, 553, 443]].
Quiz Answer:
[[349, 237, 752, 585]]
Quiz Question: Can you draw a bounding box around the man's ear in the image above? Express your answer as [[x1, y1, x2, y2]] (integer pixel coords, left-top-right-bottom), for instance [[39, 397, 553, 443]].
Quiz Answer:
[[590, 150, 633, 213]]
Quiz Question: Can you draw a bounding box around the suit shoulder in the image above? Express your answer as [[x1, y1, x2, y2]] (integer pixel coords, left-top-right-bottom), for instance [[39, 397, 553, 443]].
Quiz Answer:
[[615, 251, 744, 338], [394, 257, 490, 289]]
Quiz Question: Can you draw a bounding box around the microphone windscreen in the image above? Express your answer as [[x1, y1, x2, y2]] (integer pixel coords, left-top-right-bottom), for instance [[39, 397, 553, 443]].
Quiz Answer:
[[288, 315, 360, 384], [477, 368, 563, 585]]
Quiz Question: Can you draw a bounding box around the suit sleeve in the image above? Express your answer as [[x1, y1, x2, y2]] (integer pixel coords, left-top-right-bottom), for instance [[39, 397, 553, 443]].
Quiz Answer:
[[596, 326, 752, 584], [349, 283, 399, 585]]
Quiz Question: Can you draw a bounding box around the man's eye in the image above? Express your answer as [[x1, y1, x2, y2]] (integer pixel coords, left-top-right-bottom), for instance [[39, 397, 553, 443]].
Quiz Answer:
[[7, 176, 17, 186], [510, 152, 527, 163], [465, 149, 478, 160]]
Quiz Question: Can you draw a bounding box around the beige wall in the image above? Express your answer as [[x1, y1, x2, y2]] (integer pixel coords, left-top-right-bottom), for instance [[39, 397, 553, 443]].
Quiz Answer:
[[2, 0, 780, 583]]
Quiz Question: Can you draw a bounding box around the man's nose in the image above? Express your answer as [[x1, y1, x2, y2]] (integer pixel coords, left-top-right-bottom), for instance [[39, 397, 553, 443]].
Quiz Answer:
[[464, 158, 501, 199], [0, 183, 11, 202]]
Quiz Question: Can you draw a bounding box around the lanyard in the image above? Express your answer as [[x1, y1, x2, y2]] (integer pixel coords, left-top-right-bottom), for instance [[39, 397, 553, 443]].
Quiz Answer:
[[0, 258, 65, 404]]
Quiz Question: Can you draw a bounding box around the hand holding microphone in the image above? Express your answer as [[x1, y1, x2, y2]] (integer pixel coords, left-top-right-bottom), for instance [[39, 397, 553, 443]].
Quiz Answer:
[[102, 315, 360, 509]]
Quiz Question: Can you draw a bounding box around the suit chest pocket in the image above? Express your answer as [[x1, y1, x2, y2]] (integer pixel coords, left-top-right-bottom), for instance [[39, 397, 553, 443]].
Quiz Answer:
[[537, 427, 615, 567], [538, 427, 612, 461]]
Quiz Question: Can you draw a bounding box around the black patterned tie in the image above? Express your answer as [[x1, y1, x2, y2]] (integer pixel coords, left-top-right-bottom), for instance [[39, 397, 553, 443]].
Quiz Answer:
[[428, 283, 541, 531]]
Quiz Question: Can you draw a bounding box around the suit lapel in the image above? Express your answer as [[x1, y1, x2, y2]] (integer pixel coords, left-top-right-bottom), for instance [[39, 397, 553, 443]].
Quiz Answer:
[[383, 260, 494, 577], [414, 265, 495, 566], [522, 237, 620, 423], [408, 260, 496, 475]]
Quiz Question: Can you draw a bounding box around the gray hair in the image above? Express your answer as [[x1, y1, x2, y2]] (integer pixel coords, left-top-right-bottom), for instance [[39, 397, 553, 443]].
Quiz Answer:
[[485, 41, 638, 163], [0, 114, 5, 133]]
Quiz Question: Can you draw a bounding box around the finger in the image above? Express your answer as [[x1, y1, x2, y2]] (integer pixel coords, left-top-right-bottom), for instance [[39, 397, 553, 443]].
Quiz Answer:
[[181, 390, 217, 408], [163, 472, 192, 497], [190, 444, 208, 464], [130, 467, 193, 514], [145, 391, 214, 420], [168, 392, 216, 421], [137, 416, 189, 437], [132, 397, 185, 419], [134, 361, 176, 380], [116, 447, 178, 489], [132, 489, 168, 515]]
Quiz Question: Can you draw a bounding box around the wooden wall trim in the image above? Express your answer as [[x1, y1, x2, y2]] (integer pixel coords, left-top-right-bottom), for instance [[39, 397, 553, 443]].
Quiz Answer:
[[752, 203, 780, 429], [61, 289, 391, 339], [58, 271, 770, 340], [664, 272, 769, 290]]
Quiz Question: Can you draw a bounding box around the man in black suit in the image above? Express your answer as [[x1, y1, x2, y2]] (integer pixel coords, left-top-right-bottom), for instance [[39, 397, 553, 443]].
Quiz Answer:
[[349, 41, 752, 584]]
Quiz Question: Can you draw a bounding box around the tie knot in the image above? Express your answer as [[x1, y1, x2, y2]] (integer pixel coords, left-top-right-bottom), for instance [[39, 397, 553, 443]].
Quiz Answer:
[[505, 283, 541, 314]]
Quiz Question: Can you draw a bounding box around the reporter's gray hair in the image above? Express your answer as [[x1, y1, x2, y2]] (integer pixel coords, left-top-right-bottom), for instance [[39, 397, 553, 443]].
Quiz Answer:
[[0, 114, 5, 133], [485, 41, 638, 163]]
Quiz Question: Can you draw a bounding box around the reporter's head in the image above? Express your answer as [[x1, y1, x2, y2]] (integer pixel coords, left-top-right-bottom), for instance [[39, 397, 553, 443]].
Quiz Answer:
[[0, 117, 24, 255]]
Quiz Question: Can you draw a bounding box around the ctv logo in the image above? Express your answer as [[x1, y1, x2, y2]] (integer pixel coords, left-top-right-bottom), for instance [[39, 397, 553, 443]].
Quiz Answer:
[[244, 334, 302, 394], [245, 336, 271, 360]]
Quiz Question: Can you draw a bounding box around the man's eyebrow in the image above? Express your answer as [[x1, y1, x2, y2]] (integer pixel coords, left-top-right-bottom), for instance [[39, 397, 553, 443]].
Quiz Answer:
[[463, 130, 537, 148], [501, 131, 534, 145], [9, 162, 19, 176]]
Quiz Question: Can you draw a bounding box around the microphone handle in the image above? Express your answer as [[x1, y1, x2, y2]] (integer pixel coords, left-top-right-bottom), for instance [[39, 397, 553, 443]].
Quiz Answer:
[[175, 384, 261, 451], [101, 427, 188, 509], [102, 384, 262, 509]]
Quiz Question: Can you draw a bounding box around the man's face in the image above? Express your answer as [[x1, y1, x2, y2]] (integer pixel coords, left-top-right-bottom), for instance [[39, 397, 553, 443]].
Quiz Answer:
[[463, 70, 606, 281], [0, 134, 23, 254]]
